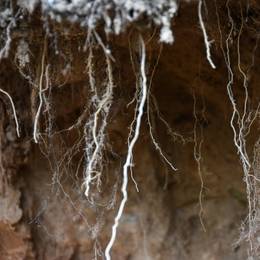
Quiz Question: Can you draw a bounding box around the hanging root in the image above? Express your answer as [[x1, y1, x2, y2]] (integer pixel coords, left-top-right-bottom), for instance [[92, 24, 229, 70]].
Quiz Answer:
[[33, 37, 47, 143], [146, 43, 178, 171], [104, 35, 148, 260], [198, 0, 216, 69], [219, 1, 260, 255], [224, 1, 252, 248], [147, 96, 177, 171], [83, 44, 114, 199], [192, 88, 206, 232], [151, 94, 188, 144], [0, 88, 20, 137], [127, 86, 140, 192]]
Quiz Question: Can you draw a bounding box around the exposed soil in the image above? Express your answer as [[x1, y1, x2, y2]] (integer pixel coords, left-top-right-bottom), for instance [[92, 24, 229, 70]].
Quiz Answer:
[[0, 1, 260, 259]]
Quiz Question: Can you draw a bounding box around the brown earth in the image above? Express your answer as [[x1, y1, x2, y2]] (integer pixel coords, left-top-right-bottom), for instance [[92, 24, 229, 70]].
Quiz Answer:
[[0, 0, 260, 259]]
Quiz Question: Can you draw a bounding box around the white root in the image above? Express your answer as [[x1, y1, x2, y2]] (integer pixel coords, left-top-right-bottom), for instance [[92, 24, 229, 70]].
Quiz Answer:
[[146, 44, 178, 171], [147, 112, 178, 171], [127, 86, 140, 192], [33, 38, 47, 143], [198, 0, 216, 69], [83, 52, 114, 198], [0, 88, 20, 137], [104, 35, 147, 260], [220, 1, 260, 254], [192, 89, 206, 232]]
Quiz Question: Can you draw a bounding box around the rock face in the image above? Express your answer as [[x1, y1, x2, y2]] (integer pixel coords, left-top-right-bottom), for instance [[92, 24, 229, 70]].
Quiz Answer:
[[0, 0, 260, 259]]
